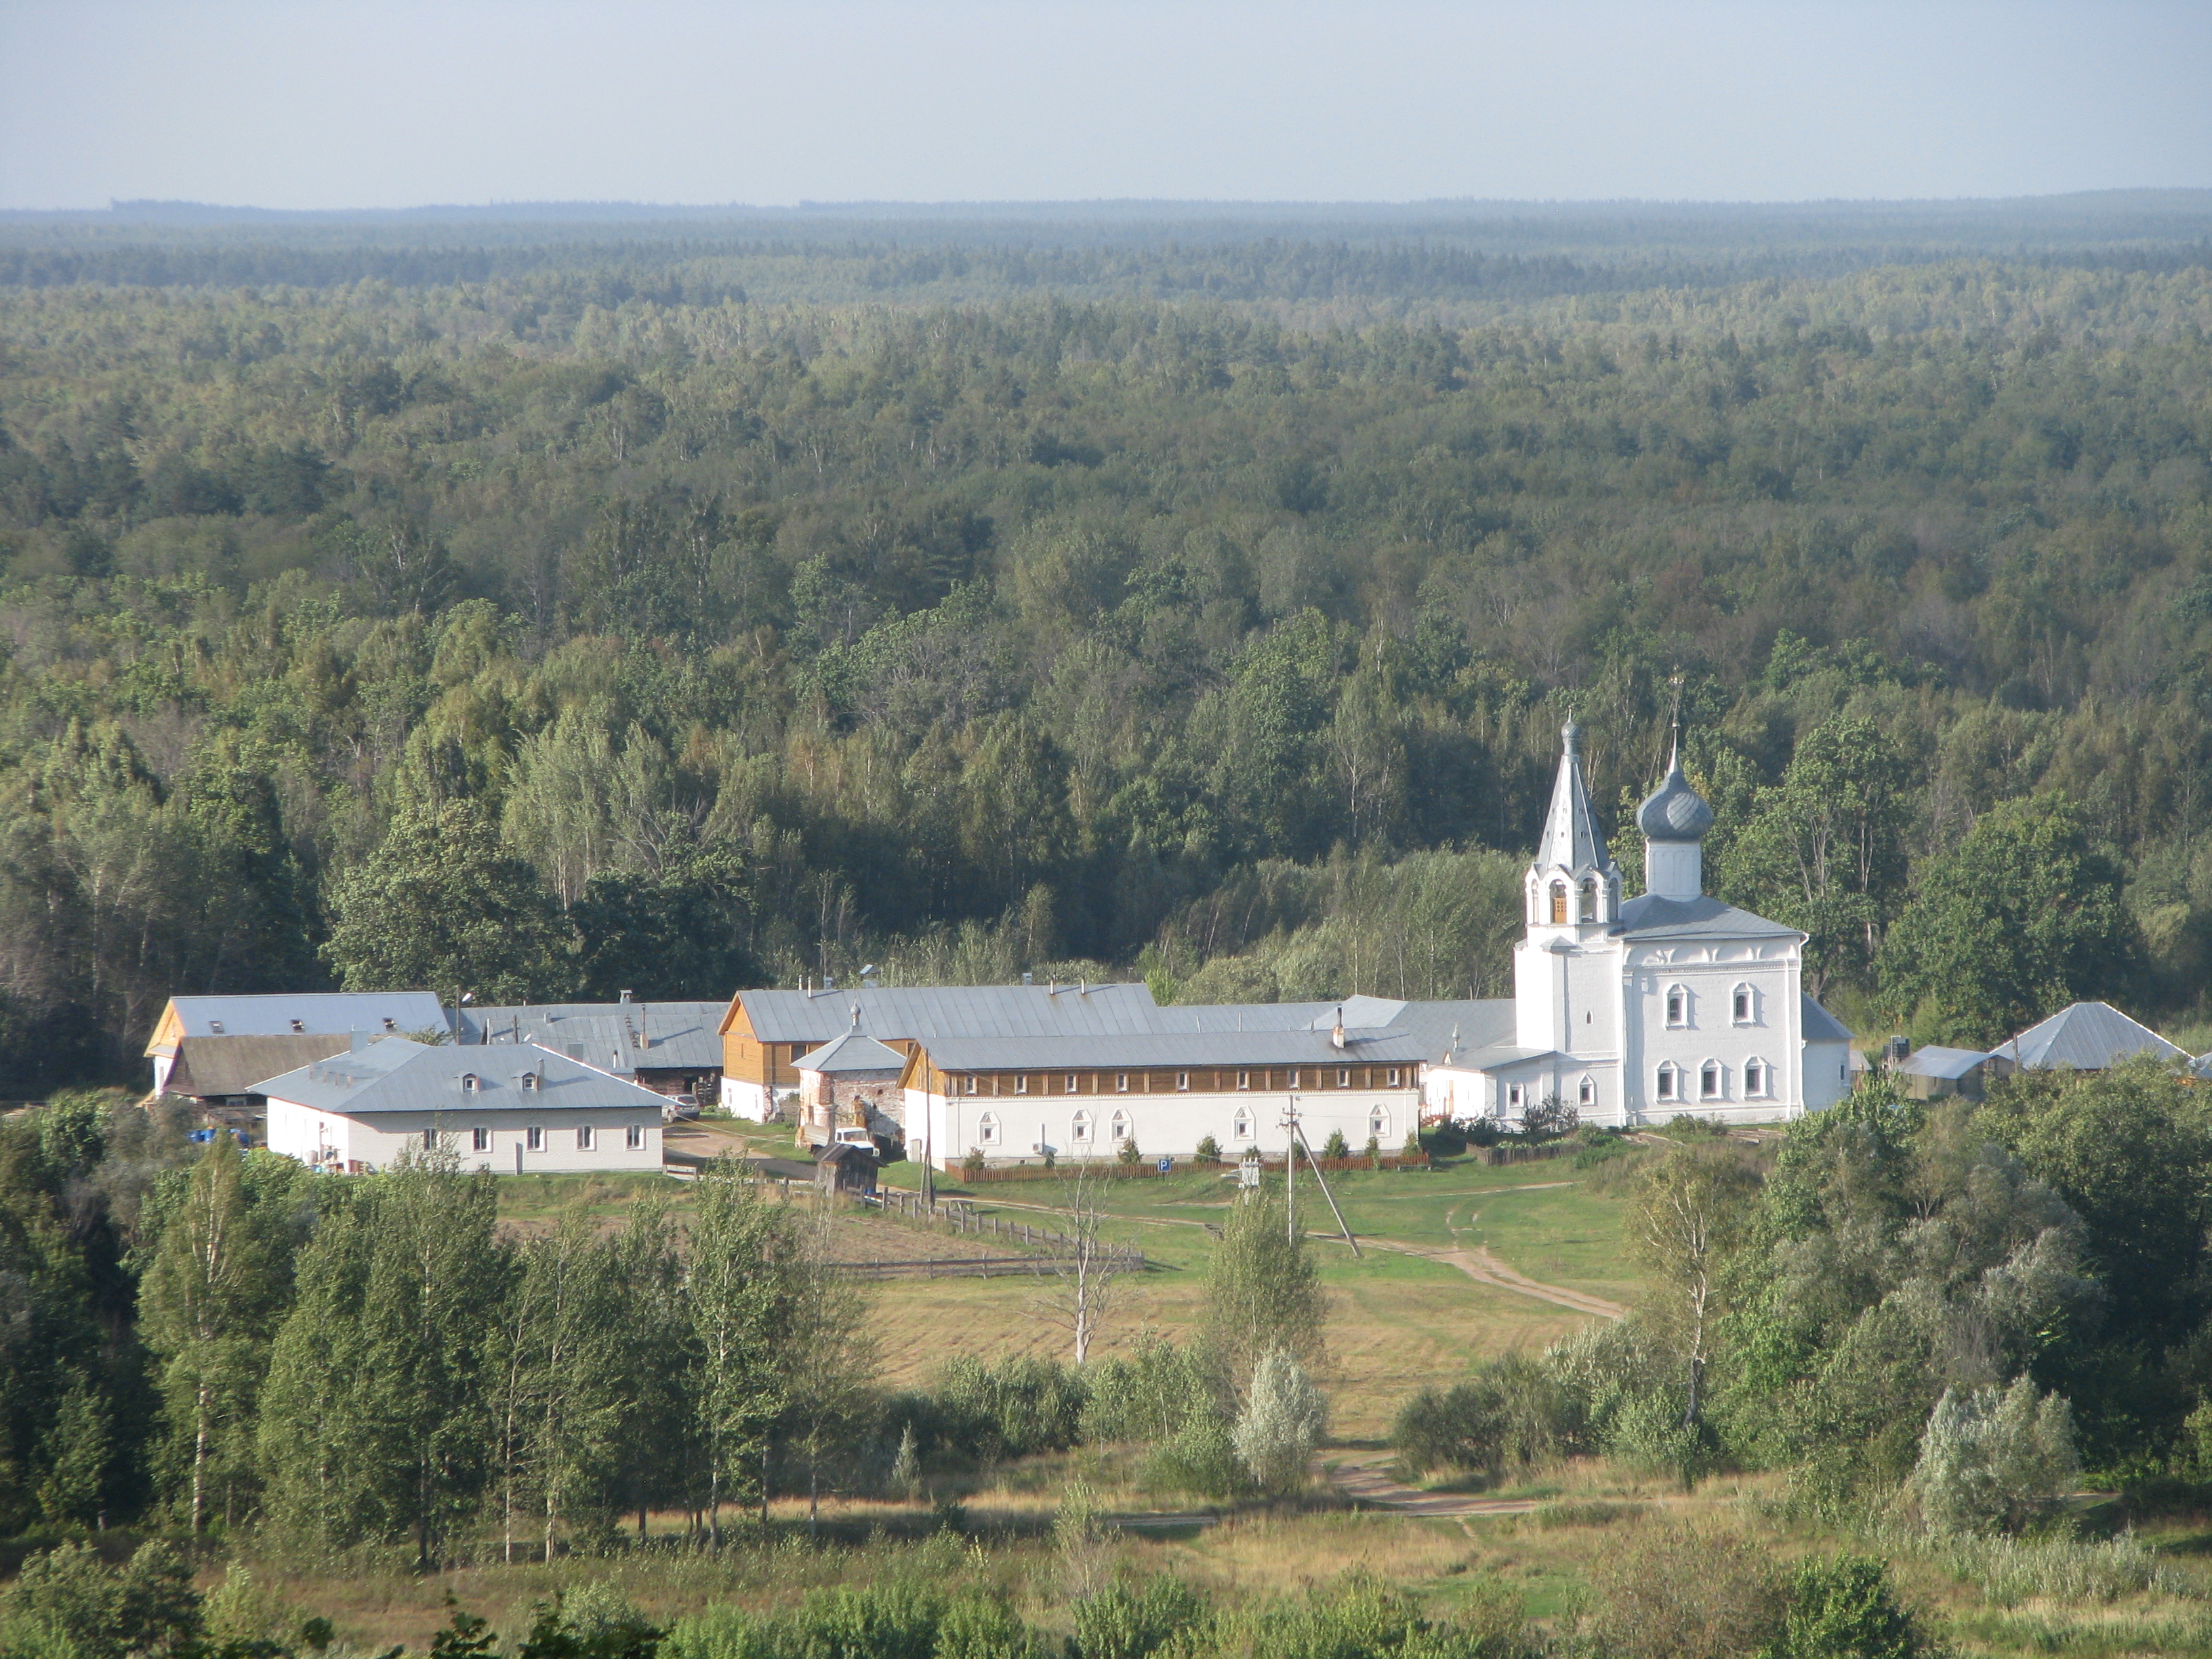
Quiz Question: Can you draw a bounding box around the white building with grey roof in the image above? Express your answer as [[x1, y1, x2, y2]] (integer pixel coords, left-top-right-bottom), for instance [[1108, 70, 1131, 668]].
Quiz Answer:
[[258, 1036, 665, 1175], [1425, 722, 1855, 1128]]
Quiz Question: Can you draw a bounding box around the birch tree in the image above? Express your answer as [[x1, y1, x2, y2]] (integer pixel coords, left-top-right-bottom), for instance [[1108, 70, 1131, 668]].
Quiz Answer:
[[687, 1159, 804, 1542], [1631, 1145, 1758, 1427], [1031, 1159, 1126, 1365]]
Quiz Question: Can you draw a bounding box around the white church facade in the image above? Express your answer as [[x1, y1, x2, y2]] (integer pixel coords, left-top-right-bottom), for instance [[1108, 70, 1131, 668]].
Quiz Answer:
[[1425, 721, 1855, 1128]]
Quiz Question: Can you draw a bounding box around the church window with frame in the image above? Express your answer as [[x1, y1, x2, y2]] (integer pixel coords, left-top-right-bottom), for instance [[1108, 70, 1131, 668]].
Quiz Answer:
[[1070, 1109, 1092, 1143], [1700, 1061, 1723, 1101], [1369, 1105, 1390, 1142], [1664, 986, 1688, 1028], [1550, 882, 1569, 924], [1732, 984, 1755, 1025], [1506, 1082, 1525, 1113], [1111, 1108, 1131, 1142], [1744, 1058, 1769, 1097], [1578, 1076, 1595, 1108], [977, 1112, 1000, 1145], [1232, 1109, 1254, 1140], [1656, 1063, 1681, 1103]]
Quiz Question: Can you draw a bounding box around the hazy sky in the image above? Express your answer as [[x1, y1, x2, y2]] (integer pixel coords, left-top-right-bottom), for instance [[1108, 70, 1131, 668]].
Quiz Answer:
[[3, 1, 2207, 211]]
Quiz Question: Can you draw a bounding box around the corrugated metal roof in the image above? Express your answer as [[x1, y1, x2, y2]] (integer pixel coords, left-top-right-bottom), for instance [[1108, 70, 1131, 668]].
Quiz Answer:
[[255, 1038, 670, 1115], [909, 1027, 1436, 1071], [459, 1001, 725, 1071], [1801, 995, 1854, 1045], [2001, 1002, 2184, 1069], [796, 1033, 907, 1074], [1613, 895, 1802, 940], [739, 982, 1164, 1044], [1902, 1045, 1986, 1081], [163, 991, 447, 1042]]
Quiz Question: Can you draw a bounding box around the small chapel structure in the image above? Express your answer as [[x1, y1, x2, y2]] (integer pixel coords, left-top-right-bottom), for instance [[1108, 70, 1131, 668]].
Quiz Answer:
[[1423, 721, 1856, 1127]]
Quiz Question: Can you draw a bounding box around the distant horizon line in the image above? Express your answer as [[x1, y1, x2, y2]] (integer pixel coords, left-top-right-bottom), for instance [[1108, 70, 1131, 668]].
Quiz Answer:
[[2, 186, 2208, 222]]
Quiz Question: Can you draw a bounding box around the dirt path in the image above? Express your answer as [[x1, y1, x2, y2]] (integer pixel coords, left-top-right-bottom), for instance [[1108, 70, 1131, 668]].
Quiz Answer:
[[1317, 1450, 1544, 1517]]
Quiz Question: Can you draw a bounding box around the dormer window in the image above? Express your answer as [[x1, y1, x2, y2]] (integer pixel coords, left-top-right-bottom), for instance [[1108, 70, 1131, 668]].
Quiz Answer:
[[520, 1073, 539, 1092], [1732, 985, 1755, 1025], [382, 1017, 397, 1031], [461, 1073, 479, 1092], [209, 1021, 224, 1034], [1665, 986, 1688, 1028], [289, 1018, 305, 1033]]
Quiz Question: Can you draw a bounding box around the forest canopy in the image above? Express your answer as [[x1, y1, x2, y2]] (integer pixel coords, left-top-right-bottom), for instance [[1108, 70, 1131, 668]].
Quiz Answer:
[[2, 201, 2210, 1090]]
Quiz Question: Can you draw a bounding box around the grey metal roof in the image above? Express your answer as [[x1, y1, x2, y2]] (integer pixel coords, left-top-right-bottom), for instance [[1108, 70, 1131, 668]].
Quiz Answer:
[[459, 1000, 725, 1072], [796, 1033, 907, 1074], [1801, 995, 1855, 1045], [1637, 748, 1715, 843], [1534, 720, 1613, 875], [255, 1038, 671, 1115], [1902, 1044, 1986, 1081], [737, 982, 1164, 1044], [159, 991, 447, 1046], [1613, 894, 1803, 940], [909, 1027, 1436, 1071], [1999, 1002, 2184, 1070]]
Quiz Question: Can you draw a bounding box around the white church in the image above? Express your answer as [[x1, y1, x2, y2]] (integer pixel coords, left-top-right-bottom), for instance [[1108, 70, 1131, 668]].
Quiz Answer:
[[1424, 720, 1856, 1128]]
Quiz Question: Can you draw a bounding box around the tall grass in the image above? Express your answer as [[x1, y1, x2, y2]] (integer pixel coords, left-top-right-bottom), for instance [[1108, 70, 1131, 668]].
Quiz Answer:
[[1868, 1521, 2194, 1606]]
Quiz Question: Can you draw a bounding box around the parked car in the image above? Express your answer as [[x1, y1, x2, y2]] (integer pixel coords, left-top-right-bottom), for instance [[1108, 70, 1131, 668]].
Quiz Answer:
[[663, 1094, 701, 1122]]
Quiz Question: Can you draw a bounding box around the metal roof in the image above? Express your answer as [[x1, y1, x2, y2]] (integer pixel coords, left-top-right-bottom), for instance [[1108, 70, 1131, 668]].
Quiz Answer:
[[1999, 1002, 2184, 1070], [157, 991, 447, 1046], [458, 1001, 725, 1072], [736, 982, 1164, 1044], [796, 1033, 907, 1074], [1534, 720, 1613, 875], [1613, 894, 1803, 941], [255, 1038, 671, 1115], [907, 1027, 1437, 1071], [1902, 1045, 1986, 1081], [1801, 995, 1855, 1045]]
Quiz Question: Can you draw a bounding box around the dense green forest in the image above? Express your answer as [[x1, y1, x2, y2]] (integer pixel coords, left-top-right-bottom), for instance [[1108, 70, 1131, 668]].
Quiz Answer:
[[3, 205, 2212, 1091]]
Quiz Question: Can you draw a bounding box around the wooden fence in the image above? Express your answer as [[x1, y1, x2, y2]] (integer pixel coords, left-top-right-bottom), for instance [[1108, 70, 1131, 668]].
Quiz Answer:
[[953, 1152, 1429, 1181], [873, 1185, 1148, 1268], [1475, 1141, 1576, 1166], [827, 1250, 1143, 1281]]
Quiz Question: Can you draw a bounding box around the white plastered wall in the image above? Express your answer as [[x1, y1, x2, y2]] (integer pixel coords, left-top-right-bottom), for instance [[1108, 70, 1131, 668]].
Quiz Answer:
[[266, 1098, 662, 1174], [1625, 940, 1802, 1123]]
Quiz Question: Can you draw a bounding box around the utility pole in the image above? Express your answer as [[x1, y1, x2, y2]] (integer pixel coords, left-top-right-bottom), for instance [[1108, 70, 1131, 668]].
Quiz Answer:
[[1284, 1094, 1298, 1244]]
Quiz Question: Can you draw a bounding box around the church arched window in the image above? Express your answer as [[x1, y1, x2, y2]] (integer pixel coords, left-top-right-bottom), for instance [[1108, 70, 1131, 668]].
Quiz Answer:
[[1664, 985, 1688, 1027], [1700, 1061, 1723, 1101], [1578, 1076, 1595, 1108], [1744, 1059, 1769, 1097], [1578, 878, 1597, 921], [1549, 882, 1568, 924], [1655, 1063, 1681, 1103], [1732, 984, 1755, 1025]]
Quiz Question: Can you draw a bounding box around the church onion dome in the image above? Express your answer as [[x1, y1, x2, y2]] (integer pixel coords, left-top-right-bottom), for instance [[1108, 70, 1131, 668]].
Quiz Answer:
[[1637, 747, 1714, 843]]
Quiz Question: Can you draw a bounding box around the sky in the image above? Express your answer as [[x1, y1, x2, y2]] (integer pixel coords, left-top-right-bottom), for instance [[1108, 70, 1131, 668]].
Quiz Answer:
[[2, 1, 2208, 211]]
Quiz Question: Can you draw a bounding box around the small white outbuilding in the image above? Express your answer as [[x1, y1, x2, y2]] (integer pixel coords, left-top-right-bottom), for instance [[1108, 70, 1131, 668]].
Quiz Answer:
[[258, 1036, 665, 1175]]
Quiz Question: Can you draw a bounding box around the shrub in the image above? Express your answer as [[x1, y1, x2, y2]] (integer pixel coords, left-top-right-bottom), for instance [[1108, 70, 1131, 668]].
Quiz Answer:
[[1117, 1134, 1143, 1166], [1320, 1129, 1351, 1160], [962, 1148, 987, 1181], [931, 1354, 1086, 1460], [1072, 1577, 1207, 1659], [1519, 1094, 1578, 1141], [1391, 1352, 1575, 1480], [1233, 1349, 1328, 1492], [1769, 1556, 1932, 1659], [1908, 1378, 2080, 1536], [1362, 1134, 1380, 1162], [1081, 1336, 1217, 1444], [1587, 1524, 1784, 1659], [1195, 1136, 1222, 1162], [0, 1542, 200, 1659], [1142, 1412, 1249, 1500]]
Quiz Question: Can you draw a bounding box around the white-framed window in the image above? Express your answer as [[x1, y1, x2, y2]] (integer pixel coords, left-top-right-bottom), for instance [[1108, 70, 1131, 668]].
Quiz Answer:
[[520, 1072, 539, 1092], [1732, 984, 1755, 1025], [462, 1073, 480, 1092], [1656, 1063, 1681, 1103], [1369, 1105, 1390, 1142], [1111, 1109, 1130, 1142], [1071, 1109, 1092, 1143], [979, 1111, 1000, 1145], [1664, 987, 1687, 1028], [1233, 1109, 1254, 1140], [1337, 1067, 1351, 1088], [526, 1126, 544, 1151], [1237, 1070, 1251, 1089], [1287, 1069, 1301, 1088], [472, 1126, 491, 1151], [1176, 1071, 1191, 1092], [1745, 1058, 1769, 1097], [1065, 1073, 1079, 1094], [964, 1075, 979, 1095], [626, 1124, 646, 1149], [1578, 1076, 1595, 1108], [1700, 1062, 1723, 1101], [1507, 1082, 1525, 1112], [1015, 1074, 1029, 1094], [422, 1127, 438, 1149], [577, 1125, 596, 1150], [1116, 1073, 1130, 1092], [1386, 1067, 1401, 1087]]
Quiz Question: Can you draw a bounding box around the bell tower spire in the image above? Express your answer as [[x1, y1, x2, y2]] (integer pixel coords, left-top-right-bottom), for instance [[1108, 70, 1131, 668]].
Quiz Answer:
[[1525, 718, 1622, 932]]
